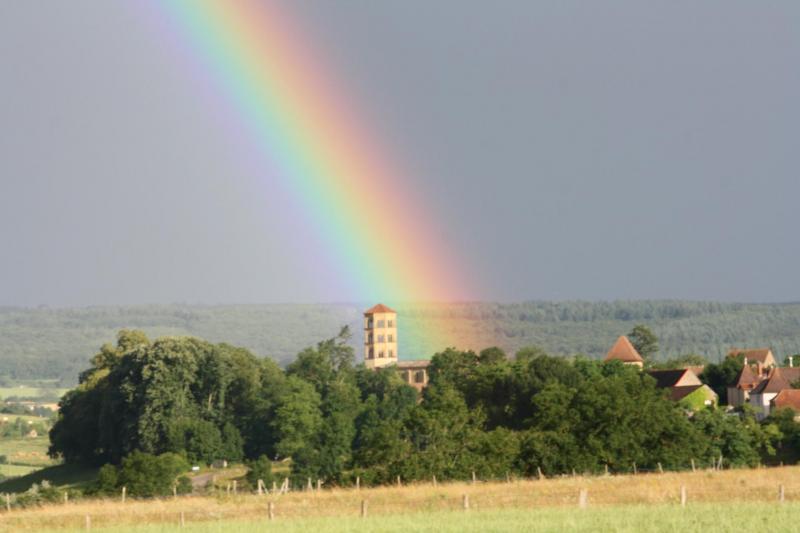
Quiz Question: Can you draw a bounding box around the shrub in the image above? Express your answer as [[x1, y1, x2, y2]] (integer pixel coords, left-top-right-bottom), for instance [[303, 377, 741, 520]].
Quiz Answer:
[[117, 451, 189, 498], [245, 455, 274, 488]]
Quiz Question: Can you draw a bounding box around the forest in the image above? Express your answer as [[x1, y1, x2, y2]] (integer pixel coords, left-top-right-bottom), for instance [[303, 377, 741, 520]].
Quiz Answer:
[[3, 300, 800, 384], [48, 329, 800, 495]]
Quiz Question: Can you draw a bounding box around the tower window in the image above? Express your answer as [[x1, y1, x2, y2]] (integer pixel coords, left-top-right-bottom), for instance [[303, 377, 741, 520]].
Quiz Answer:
[[387, 335, 394, 343], [367, 319, 373, 328], [378, 335, 385, 343], [377, 320, 385, 328], [379, 351, 385, 358], [368, 348, 374, 359], [388, 350, 394, 358], [387, 320, 394, 327]]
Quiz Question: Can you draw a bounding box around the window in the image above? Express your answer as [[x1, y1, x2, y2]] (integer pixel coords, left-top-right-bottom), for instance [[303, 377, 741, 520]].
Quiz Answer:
[[387, 335, 393, 343], [415, 370, 426, 384], [368, 334, 373, 343], [368, 348, 374, 359], [378, 351, 385, 358], [377, 320, 385, 328], [366, 319, 373, 328], [388, 350, 394, 358], [387, 320, 394, 328], [378, 335, 385, 343]]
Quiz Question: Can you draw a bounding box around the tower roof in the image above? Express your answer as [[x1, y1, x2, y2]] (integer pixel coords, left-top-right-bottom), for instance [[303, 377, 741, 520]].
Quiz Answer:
[[364, 303, 396, 315], [604, 336, 644, 363]]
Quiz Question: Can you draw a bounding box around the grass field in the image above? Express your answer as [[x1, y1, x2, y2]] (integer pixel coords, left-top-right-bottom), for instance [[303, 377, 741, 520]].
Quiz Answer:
[[0, 436, 55, 467], [0, 386, 66, 401], [1, 466, 799, 532], [44, 503, 800, 532]]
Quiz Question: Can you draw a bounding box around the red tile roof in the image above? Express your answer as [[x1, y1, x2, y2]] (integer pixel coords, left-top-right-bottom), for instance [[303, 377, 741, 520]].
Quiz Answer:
[[752, 368, 791, 395], [734, 364, 760, 389], [771, 389, 800, 412], [364, 303, 396, 315], [604, 336, 644, 363], [728, 348, 774, 364]]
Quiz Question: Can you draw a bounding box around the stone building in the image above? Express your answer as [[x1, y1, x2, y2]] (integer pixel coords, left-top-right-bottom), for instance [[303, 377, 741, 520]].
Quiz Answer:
[[363, 303, 430, 390]]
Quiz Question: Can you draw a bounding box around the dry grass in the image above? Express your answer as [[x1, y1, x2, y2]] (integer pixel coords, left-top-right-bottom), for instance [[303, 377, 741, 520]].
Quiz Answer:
[[1, 466, 799, 532]]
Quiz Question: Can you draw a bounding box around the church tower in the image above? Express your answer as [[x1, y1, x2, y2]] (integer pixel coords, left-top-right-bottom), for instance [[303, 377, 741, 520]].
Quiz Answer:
[[364, 303, 398, 369]]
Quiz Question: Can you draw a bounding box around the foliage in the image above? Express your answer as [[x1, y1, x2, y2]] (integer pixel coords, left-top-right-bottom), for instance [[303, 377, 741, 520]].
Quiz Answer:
[[701, 354, 744, 404], [245, 455, 274, 488], [6, 301, 800, 385], [115, 451, 189, 498], [628, 324, 659, 361], [49, 329, 796, 488]]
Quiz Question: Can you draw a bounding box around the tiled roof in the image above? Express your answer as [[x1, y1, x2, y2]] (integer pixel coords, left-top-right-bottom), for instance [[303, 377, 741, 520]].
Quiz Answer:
[[647, 369, 691, 388], [728, 348, 773, 364], [364, 303, 396, 314], [735, 364, 760, 389], [752, 368, 791, 395], [604, 336, 644, 363], [670, 385, 705, 402], [771, 389, 800, 412]]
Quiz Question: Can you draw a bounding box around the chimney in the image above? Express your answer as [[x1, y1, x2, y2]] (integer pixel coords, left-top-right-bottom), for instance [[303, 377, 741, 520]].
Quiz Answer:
[[757, 361, 764, 377]]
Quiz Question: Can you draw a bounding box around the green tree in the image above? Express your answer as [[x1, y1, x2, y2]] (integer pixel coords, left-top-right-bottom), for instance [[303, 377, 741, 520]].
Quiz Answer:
[[117, 451, 189, 497], [628, 325, 659, 361], [246, 455, 274, 488]]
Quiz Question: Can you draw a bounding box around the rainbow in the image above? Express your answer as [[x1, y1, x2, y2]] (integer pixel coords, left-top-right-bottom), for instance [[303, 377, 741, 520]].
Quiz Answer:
[[148, 0, 474, 354]]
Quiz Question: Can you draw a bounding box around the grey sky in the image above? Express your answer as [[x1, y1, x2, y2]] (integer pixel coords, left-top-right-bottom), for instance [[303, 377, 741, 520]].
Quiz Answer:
[[1, 1, 798, 306]]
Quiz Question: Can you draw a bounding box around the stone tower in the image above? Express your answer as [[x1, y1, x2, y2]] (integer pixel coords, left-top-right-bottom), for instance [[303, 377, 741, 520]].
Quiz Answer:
[[364, 303, 398, 369]]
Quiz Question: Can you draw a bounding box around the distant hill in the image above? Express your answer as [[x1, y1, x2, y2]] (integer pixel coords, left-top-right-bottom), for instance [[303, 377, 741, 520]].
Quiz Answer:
[[2, 301, 800, 385]]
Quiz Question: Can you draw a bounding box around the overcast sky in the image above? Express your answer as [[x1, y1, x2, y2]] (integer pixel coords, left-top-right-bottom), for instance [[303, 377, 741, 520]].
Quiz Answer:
[[1, 1, 798, 306]]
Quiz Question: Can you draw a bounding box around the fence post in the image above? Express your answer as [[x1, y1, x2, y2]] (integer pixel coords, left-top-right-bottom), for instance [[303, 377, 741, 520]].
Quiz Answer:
[[658, 463, 663, 474], [691, 459, 696, 473], [121, 486, 126, 502], [505, 472, 510, 483], [462, 494, 470, 510], [578, 489, 588, 509], [173, 485, 178, 498], [537, 467, 544, 481], [257, 479, 263, 495], [397, 475, 402, 487], [356, 476, 360, 490], [432, 475, 437, 487], [307, 478, 312, 492], [572, 469, 577, 478], [779, 484, 785, 503], [64, 491, 69, 504], [632, 462, 637, 475], [180, 511, 185, 527], [680, 485, 687, 507], [268, 501, 275, 521], [316, 479, 322, 492], [5, 493, 10, 512], [361, 499, 368, 518], [85, 515, 91, 531], [472, 471, 477, 484], [604, 464, 609, 476], [233, 480, 237, 495]]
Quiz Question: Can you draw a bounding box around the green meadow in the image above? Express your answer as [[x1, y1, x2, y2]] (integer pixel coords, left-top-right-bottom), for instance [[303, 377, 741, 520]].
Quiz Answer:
[[43, 503, 800, 533]]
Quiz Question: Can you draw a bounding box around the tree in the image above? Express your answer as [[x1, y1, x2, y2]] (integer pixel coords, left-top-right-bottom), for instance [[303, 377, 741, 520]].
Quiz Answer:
[[246, 455, 274, 488], [628, 325, 659, 361], [116, 451, 189, 497], [701, 354, 744, 404]]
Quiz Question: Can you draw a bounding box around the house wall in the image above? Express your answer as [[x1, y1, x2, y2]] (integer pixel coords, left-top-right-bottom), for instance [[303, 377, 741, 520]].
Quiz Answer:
[[364, 311, 398, 369]]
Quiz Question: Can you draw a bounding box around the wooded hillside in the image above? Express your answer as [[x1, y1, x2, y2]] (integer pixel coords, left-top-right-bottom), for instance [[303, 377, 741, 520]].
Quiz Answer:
[[2, 301, 800, 384]]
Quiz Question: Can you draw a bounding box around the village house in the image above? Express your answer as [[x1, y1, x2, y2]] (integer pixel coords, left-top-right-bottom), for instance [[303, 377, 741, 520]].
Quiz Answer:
[[646, 368, 718, 409], [364, 304, 430, 391], [603, 336, 644, 368], [727, 348, 798, 410], [770, 389, 800, 420]]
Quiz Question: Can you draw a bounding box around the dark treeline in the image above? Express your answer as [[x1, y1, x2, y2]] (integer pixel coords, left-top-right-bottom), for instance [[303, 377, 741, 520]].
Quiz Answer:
[[50, 330, 800, 489], [5, 301, 800, 384]]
